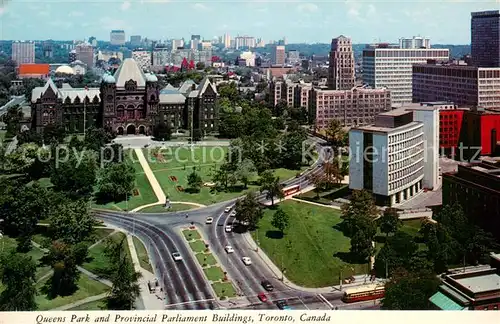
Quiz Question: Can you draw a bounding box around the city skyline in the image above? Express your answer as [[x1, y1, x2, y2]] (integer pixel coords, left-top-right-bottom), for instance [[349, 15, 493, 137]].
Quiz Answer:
[[0, 0, 498, 44]]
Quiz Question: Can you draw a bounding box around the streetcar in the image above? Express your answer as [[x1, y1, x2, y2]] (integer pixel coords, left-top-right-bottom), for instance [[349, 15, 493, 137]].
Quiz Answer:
[[282, 184, 300, 196], [341, 284, 385, 303]]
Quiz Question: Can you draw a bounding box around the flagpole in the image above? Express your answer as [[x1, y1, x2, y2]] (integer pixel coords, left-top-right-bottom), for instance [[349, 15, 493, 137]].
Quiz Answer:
[[83, 87, 88, 137]]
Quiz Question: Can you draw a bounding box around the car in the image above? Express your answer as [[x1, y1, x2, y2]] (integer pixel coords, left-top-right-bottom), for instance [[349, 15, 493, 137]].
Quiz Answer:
[[257, 292, 268, 302], [225, 225, 232, 232], [276, 300, 291, 310], [225, 245, 234, 253], [229, 211, 237, 217], [172, 252, 182, 261], [218, 221, 224, 226], [206, 217, 214, 224], [242, 257, 252, 265], [240, 220, 249, 226], [224, 206, 232, 213], [261, 280, 274, 292]]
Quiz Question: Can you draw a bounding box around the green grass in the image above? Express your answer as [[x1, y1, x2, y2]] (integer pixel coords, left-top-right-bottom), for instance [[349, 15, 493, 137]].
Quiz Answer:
[[203, 266, 225, 282], [196, 253, 217, 267], [253, 200, 368, 288], [138, 203, 195, 213], [35, 274, 109, 310], [82, 232, 131, 279], [212, 282, 237, 298], [189, 241, 207, 253], [182, 229, 201, 241], [68, 299, 106, 310], [94, 228, 116, 241], [144, 146, 228, 171], [0, 130, 6, 141], [132, 236, 153, 273]]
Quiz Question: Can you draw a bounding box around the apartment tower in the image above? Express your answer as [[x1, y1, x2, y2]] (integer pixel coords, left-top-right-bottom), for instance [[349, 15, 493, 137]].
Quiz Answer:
[[471, 10, 500, 67], [271, 45, 286, 66], [110, 30, 126, 46], [11, 41, 35, 65], [328, 36, 355, 90], [75, 42, 95, 69]]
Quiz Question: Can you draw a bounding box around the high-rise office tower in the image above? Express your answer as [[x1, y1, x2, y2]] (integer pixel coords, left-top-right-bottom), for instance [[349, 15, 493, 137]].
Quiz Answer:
[[172, 39, 184, 50], [11, 41, 35, 65], [471, 10, 500, 67], [88, 36, 98, 47], [328, 36, 355, 90], [224, 33, 231, 48], [130, 35, 142, 47], [234, 36, 256, 49], [43, 41, 53, 58], [191, 35, 201, 50], [110, 30, 126, 46], [75, 42, 95, 68], [399, 36, 431, 49], [271, 45, 286, 65]]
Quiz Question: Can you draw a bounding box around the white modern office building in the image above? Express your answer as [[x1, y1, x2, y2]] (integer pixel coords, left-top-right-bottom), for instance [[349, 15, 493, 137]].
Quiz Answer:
[[399, 36, 431, 49], [349, 105, 439, 206], [362, 44, 449, 105]]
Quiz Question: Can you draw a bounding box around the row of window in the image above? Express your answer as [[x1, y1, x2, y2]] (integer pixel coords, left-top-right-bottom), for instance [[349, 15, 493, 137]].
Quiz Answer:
[[388, 164, 423, 192], [388, 128, 422, 145], [389, 145, 424, 166], [388, 136, 423, 155], [116, 111, 146, 119], [389, 156, 424, 181]]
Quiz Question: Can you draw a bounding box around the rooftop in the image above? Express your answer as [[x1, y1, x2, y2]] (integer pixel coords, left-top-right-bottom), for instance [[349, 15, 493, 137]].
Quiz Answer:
[[454, 273, 500, 294], [352, 121, 422, 134]]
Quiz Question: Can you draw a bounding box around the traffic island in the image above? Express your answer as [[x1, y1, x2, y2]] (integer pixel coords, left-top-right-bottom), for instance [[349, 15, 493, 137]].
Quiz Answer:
[[181, 227, 237, 300]]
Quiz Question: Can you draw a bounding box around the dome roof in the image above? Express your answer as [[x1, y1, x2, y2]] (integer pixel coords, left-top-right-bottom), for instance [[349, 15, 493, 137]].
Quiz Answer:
[[102, 73, 116, 83], [55, 65, 75, 75], [145, 72, 158, 82]]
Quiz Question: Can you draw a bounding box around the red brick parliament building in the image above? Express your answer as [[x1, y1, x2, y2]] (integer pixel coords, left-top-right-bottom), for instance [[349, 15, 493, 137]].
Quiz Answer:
[[30, 58, 219, 136]]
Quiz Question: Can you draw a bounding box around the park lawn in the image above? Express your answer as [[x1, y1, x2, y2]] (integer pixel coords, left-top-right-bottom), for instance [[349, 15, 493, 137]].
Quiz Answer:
[[138, 203, 195, 213], [212, 282, 237, 299], [0, 130, 6, 141], [189, 241, 207, 253], [182, 229, 201, 241], [196, 253, 217, 267], [132, 236, 153, 273], [82, 232, 131, 279], [143, 146, 228, 171], [94, 228, 116, 241], [68, 299, 106, 310], [253, 200, 367, 288], [203, 266, 225, 282], [35, 274, 109, 311]]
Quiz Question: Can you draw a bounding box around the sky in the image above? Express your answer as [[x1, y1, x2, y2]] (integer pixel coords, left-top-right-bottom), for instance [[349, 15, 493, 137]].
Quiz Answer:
[[0, 0, 499, 44]]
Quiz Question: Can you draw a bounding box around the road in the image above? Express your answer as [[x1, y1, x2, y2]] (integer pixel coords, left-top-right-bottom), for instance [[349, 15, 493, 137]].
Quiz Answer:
[[0, 96, 25, 118], [95, 136, 381, 310]]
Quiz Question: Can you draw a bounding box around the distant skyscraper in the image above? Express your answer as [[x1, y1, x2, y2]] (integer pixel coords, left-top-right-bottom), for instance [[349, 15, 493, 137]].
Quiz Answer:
[[11, 41, 35, 66], [471, 10, 500, 67], [271, 45, 286, 66], [235, 36, 256, 49], [328, 36, 355, 90], [88, 36, 98, 47], [130, 35, 142, 47], [287, 50, 300, 64], [75, 43, 95, 68], [224, 33, 231, 48], [283, 37, 288, 45], [43, 41, 53, 58], [399, 36, 430, 49], [191, 35, 201, 50], [172, 39, 184, 50], [110, 30, 126, 46]]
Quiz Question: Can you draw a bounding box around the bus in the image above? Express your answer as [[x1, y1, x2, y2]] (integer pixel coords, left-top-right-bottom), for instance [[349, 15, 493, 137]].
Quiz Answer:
[[341, 284, 385, 303], [282, 184, 300, 196]]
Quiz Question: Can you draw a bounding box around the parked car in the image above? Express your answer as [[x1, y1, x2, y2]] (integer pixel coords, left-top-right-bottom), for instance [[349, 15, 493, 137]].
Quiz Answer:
[[276, 300, 291, 310], [224, 206, 232, 213], [242, 257, 252, 265], [172, 252, 182, 261], [206, 217, 214, 224], [261, 280, 274, 291], [225, 225, 232, 232], [258, 292, 268, 302], [229, 211, 237, 217], [225, 245, 234, 253]]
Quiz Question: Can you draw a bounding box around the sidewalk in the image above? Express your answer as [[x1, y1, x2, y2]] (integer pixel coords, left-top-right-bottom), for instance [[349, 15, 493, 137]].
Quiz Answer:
[[132, 201, 207, 213], [134, 148, 166, 204], [126, 234, 165, 310]]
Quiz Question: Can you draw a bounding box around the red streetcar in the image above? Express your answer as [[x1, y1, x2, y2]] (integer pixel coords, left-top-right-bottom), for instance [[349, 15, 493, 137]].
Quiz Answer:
[[341, 284, 385, 303], [282, 184, 300, 196]]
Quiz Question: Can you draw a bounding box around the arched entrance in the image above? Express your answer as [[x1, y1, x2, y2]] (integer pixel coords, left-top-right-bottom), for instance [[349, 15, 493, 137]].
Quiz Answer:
[[138, 125, 146, 135], [117, 127, 124, 135], [126, 124, 136, 135]]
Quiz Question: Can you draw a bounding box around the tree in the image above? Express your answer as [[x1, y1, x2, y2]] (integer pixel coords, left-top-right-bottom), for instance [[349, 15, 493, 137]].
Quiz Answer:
[[324, 119, 346, 152], [152, 122, 172, 141], [340, 189, 379, 236], [259, 170, 284, 206], [195, 62, 205, 70], [101, 143, 124, 165], [349, 216, 377, 261], [379, 208, 402, 238], [218, 82, 239, 103], [22, 78, 45, 99], [97, 162, 135, 201], [50, 150, 97, 199], [16, 129, 43, 146], [46, 198, 96, 245], [84, 127, 112, 151], [68, 135, 84, 151], [218, 113, 243, 138], [43, 124, 66, 145], [271, 208, 290, 235], [0, 252, 38, 311], [375, 231, 419, 278], [212, 163, 232, 189], [280, 127, 308, 170], [187, 167, 203, 192], [382, 268, 440, 310], [105, 235, 141, 310], [235, 192, 263, 230], [3, 105, 23, 137], [274, 100, 287, 117], [236, 159, 256, 189]]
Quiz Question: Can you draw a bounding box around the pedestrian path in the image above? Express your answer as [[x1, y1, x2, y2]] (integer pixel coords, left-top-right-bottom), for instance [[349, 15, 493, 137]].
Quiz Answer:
[[290, 197, 341, 210], [53, 293, 108, 311], [132, 201, 206, 213], [134, 148, 166, 204], [126, 233, 165, 310]]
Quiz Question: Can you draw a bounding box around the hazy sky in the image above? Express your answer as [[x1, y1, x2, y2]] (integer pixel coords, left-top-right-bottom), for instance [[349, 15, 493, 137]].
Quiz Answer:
[[0, 0, 499, 44]]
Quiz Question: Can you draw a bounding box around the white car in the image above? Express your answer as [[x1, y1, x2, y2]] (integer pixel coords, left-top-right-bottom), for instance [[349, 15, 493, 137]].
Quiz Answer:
[[225, 245, 234, 253], [225, 225, 232, 232], [172, 252, 182, 261], [242, 257, 252, 266], [229, 211, 237, 217], [224, 206, 232, 213], [206, 217, 214, 224], [240, 220, 249, 226]]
